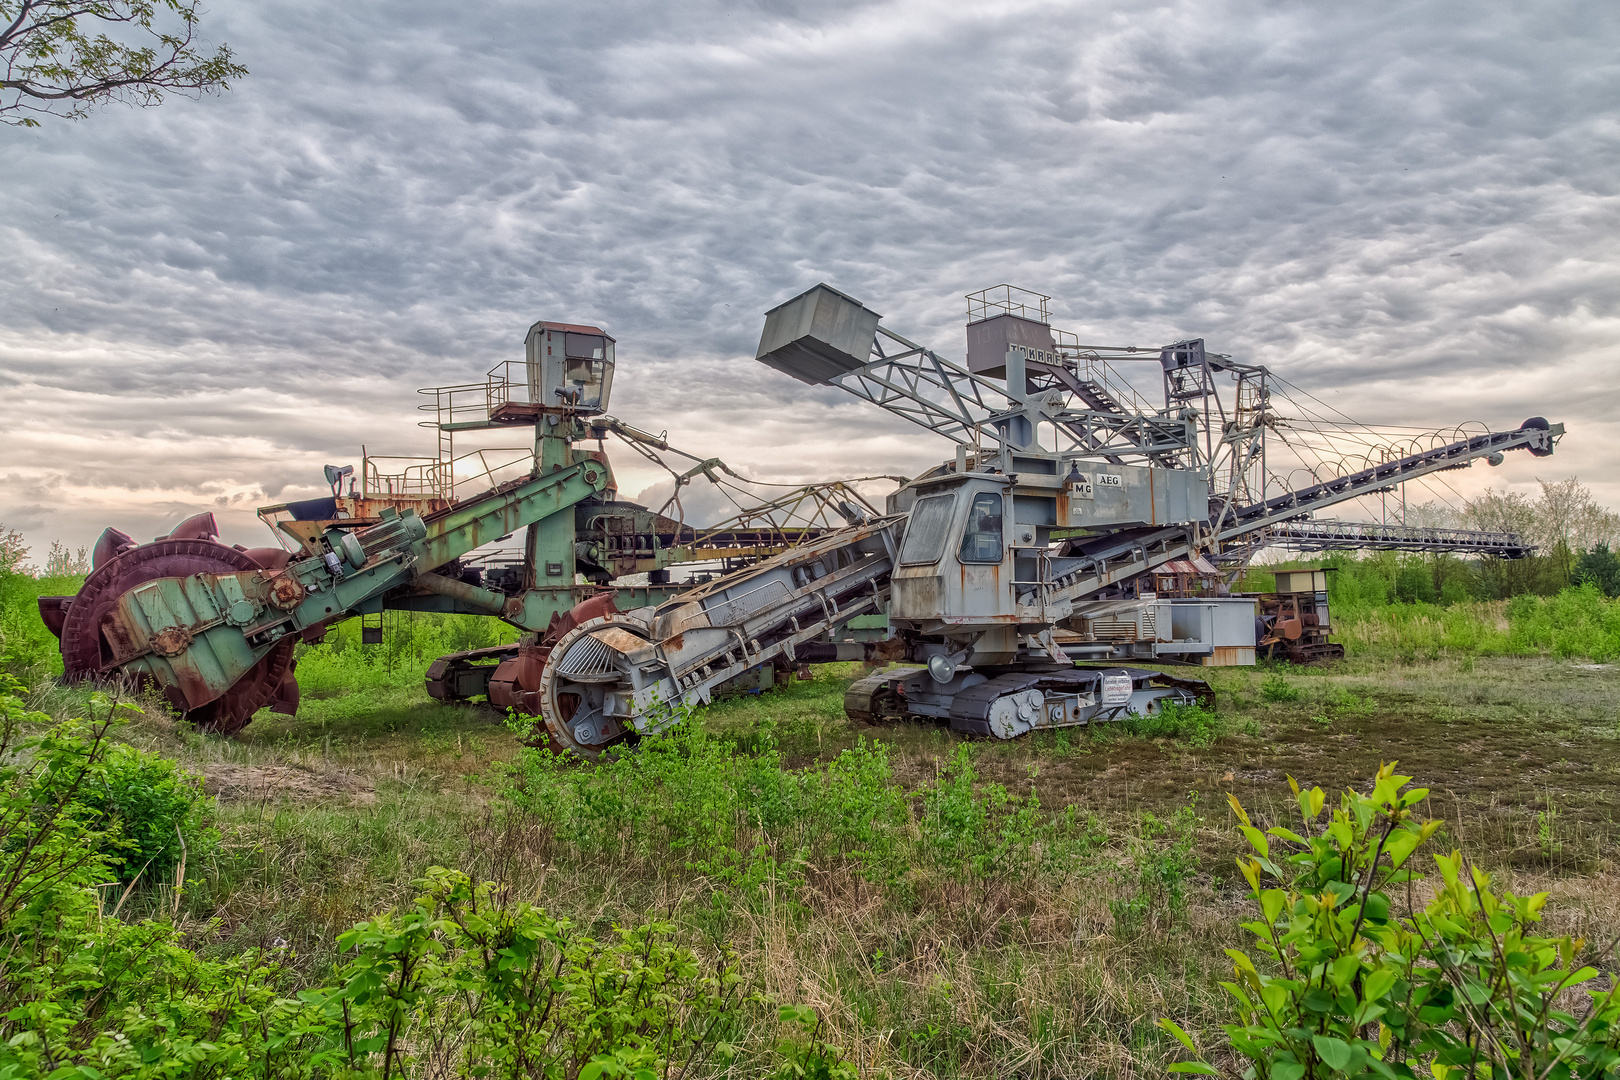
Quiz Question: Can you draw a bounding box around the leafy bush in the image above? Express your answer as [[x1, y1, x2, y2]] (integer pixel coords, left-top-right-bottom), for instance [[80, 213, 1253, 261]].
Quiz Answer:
[[1576, 543, 1620, 598], [2, 864, 746, 1078], [1261, 673, 1302, 702], [0, 678, 317, 1075], [1162, 765, 1620, 1078], [323, 869, 744, 1080], [33, 737, 216, 884], [772, 1004, 859, 1080], [0, 676, 125, 927]]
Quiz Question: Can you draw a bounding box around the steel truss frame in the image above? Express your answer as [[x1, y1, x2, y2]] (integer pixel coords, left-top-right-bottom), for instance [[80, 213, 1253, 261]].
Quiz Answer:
[[1261, 519, 1533, 558], [828, 327, 1195, 464]]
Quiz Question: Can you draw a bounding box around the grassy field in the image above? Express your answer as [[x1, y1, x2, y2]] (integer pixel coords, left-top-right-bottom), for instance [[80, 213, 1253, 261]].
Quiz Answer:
[[5, 562, 1620, 1076], [16, 642, 1616, 1078]]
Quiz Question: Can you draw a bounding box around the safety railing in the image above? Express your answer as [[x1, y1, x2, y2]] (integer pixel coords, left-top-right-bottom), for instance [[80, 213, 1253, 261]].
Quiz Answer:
[[1063, 349, 1156, 415], [415, 361, 536, 429], [361, 455, 445, 498], [966, 284, 1051, 324], [363, 446, 534, 502]]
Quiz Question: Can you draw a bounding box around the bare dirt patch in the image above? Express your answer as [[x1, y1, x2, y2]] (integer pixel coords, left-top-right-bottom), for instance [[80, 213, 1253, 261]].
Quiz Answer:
[[203, 762, 376, 805]]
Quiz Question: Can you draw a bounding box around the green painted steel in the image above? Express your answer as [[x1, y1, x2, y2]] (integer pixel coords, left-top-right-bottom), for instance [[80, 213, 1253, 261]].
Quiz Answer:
[[99, 447, 614, 709], [418, 460, 608, 570]]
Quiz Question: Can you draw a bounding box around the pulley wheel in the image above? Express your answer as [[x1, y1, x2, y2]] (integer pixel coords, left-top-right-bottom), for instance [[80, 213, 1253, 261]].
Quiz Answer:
[[1520, 416, 1554, 457]]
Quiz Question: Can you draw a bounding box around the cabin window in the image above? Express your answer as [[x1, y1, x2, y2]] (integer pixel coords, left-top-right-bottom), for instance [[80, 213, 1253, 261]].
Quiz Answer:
[[899, 494, 957, 565], [958, 492, 1004, 563]]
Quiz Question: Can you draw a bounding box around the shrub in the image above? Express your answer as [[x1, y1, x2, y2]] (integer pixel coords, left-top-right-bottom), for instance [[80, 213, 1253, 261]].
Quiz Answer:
[[1260, 673, 1301, 702], [1161, 765, 1620, 1078], [326, 869, 744, 1079], [1, 864, 748, 1078], [772, 1004, 859, 1080], [34, 738, 217, 884], [1576, 543, 1620, 598], [0, 675, 124, 929]]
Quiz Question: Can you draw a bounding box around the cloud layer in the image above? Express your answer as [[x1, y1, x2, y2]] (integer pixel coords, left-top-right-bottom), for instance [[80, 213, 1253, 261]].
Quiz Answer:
[[2, 0, 1616, 551]]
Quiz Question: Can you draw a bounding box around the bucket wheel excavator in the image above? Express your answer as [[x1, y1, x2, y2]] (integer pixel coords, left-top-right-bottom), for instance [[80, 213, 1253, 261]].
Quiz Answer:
[[41, 290, 1563, 752], [38, 514, 300, 733], [38, 319, 891, 743]]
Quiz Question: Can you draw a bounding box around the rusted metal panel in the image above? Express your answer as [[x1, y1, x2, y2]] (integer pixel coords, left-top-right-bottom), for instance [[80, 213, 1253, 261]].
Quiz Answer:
[[268, 573, 306, 610]]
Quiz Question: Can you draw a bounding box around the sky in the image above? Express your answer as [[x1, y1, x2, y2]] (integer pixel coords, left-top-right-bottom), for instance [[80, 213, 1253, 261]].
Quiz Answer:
[[2, 0, 1617, 556]]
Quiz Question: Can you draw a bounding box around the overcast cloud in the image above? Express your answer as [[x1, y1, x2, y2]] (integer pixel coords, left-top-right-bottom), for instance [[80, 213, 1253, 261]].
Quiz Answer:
[[1, 0, 1616, 552]]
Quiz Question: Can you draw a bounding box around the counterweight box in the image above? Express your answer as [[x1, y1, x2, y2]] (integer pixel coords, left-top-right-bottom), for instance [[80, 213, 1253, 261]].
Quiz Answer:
[[756, 284, 882, 386]]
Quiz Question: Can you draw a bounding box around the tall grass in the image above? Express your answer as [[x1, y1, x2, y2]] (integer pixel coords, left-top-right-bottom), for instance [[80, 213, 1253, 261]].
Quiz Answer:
[[0, 568, 83, 676], [1335, 585, 1620, 662], [294, 608, 521, 696]]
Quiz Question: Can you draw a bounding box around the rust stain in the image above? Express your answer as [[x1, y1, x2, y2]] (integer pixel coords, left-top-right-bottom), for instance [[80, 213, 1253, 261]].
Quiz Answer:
[[490, 647, 548, 714], [870, 637, 908, 664], [167, 663, 216, 710], [268, 573, 306, 610], [151, 625, 195, 657], [99, 611, 140, 664]]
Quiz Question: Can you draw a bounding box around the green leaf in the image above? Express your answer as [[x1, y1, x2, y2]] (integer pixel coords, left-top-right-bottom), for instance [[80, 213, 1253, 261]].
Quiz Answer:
[[1384, 829, 1422, 869], [1272, 1059, 1306, 1080], [1303, 988, 1336, 1014], [1311, 1034, 1354, 1071], [1168, 1065, 1220, 1075], [1362, 968, 1397, 1003], [1158, 1018, 1197, 1052]]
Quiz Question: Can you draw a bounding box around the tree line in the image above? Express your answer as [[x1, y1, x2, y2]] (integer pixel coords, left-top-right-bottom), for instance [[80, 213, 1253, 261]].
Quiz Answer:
[[1390, 477, 1620, 599]]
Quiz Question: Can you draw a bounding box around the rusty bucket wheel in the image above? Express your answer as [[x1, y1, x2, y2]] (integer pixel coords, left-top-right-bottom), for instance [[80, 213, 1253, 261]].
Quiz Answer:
[[535, 615, 650, 759], [55, 537, 293, 735], [184, 637, 298, 735]]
